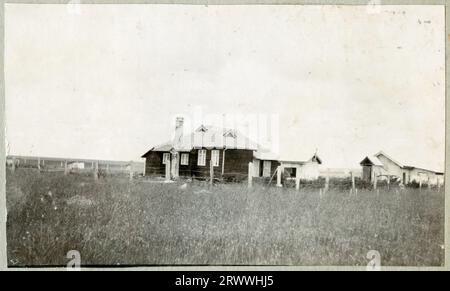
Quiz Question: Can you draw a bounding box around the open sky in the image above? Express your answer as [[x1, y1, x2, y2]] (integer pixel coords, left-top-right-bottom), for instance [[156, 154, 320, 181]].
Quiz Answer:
[[5, 4, 445, 170]]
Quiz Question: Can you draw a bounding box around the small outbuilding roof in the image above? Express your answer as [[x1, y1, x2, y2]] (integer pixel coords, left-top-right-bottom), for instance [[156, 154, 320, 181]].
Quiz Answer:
[[254, 147, 322, 164], [360, 155, 384, 166]]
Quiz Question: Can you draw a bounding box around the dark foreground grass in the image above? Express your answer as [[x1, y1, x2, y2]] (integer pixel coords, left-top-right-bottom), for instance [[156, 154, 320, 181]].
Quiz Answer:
[[6, 168, 444, 267]]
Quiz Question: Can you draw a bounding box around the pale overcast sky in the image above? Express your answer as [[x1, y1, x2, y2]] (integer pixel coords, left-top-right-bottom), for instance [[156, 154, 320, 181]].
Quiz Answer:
[[5, 4, 445, 170]]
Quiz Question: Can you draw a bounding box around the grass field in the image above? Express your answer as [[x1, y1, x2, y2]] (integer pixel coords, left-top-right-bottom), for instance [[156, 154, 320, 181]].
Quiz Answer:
[[6, 168, 445, 267]]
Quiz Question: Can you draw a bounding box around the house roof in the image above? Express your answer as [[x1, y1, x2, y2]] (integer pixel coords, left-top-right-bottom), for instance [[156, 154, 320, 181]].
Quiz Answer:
[[253, 149, 279, 161], [361, 150, 443, 173], [279, 153, 322, 164], [142, 125, 258, 157], [374, 151, 404, 168], [254, 147, 322, 164]]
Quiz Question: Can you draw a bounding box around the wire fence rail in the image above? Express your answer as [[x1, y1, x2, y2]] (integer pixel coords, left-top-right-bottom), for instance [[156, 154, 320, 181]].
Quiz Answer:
[[6, 158, 444, 193], [143, 161, 444, 193]]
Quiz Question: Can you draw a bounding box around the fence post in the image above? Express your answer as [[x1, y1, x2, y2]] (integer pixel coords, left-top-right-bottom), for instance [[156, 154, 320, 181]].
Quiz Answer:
[[37, 157, 41, 172], [387, 176, 390, 191], [210, 159, 214, 186], [276, 166, 282, 187], [351, 172, 356, 194], [428, 177, 431, 190], [248, 162, 253, 188], [129, 161, 133, 182], [165, 160, 171, 181], [319, 188, 323, 199], [11, 157, 15, 172], [94, 161, 98, 181], [295, 166, 300, 191], [325, 173, 329, 193], [419, 178, 422, 190], [373, 174, 377, 190]]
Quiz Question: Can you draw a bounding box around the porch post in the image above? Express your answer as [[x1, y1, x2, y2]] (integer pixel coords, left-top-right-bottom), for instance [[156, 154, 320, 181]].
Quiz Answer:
[[221, 149, 226, 176], [276, 165, 283, 187], [171, 151, 179, 179], [165, 160, 171, 181], [295, 166, 300, 191], [248, 162, 253, 188]]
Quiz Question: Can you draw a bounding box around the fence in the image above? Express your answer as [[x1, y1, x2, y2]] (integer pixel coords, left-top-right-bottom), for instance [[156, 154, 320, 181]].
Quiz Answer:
[[6, 156, 143, 182], [7, 156, 444, 192]]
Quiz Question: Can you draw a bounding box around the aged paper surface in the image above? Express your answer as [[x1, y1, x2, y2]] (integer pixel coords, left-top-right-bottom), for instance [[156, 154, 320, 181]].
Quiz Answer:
[[0, 1, 448, 271]]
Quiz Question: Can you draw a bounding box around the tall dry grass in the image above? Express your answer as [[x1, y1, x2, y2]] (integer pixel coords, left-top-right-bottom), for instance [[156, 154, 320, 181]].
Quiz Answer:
[[6, 168, 444, 267]]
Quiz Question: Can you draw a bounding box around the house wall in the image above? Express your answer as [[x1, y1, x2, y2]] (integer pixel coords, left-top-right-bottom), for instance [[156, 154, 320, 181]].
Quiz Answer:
[[145, 149, 253, 179], [406, 168, 441, 185], [280, 161, 320, 180], [300, 161, 320, 180], [252, 159, 280, 178], [376, 154, 403, 178], [189, 149, 223, 178], [372, 165, 387, 181], [178, 152, 193, 177], [145, 152, 165, 176], [222, 149, 254, 179]]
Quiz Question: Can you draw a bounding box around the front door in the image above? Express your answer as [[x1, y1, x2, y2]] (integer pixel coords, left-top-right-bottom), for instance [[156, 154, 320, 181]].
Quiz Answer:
[[362, 166, 372, 182], [263, 160, 272, 177]]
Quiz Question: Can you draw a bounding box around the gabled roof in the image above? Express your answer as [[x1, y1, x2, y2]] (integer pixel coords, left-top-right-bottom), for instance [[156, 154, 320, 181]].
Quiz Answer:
[[374, 151, 404, 168], [360, 156, 383, 166], [361, 150, 443, 174], [142, 125, 258, 157], [280, 153, 322, 164]]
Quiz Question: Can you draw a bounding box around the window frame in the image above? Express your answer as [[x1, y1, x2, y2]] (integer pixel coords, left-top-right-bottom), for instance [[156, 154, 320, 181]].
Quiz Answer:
[[162, 153, 170, 165], [211, 150, 220, 167], [180, 153, 189, 166], [197, 149, 206, 166]]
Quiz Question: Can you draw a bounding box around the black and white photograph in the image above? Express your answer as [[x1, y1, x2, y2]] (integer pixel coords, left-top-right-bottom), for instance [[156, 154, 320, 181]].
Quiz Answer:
[[2, 2, 447, 270]]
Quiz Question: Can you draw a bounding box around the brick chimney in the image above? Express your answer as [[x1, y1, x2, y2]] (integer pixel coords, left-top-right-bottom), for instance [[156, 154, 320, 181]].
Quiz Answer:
[[173, 117, 184, 149]]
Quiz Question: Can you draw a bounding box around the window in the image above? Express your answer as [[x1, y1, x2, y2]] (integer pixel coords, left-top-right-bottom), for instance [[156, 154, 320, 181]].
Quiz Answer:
[[180, 153, 189, 165], [197, 150, 206, 166], [223, 130, 237, 138], [263, 160, 272, 177], [211, 150, 220, 167], [162, 153, 170, 164]]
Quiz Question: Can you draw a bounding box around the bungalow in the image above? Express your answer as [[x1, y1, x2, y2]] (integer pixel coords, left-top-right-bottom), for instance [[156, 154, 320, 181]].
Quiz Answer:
[[141, 117, 323, 182], [141, 117, 258, 180], [360, 151, 444, 185]]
